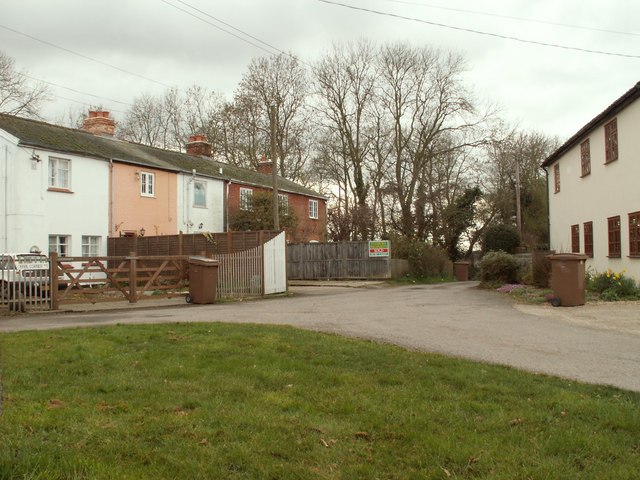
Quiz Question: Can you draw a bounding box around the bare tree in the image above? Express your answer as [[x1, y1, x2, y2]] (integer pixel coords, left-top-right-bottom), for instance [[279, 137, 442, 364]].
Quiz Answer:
[[0, 51, 51, 118]]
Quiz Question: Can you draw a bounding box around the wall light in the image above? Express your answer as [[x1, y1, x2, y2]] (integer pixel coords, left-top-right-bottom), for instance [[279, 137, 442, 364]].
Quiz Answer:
[[139, 227, 146, 237]]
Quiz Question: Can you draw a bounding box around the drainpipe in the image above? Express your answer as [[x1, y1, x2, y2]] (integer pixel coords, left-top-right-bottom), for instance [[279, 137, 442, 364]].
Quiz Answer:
[[3, 145, 8, 251], [543, 165, 550, 251], [109, 159, 114, 237], [225, 180, 230, 232]]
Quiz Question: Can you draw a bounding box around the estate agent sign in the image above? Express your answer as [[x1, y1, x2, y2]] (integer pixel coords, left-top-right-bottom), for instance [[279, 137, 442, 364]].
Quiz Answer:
[[368, 240, 390, 258]]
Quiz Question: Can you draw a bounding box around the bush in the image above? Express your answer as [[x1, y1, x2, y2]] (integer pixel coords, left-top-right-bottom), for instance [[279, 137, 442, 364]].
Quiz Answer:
[[586, 269, 640, 301], [531, 250, 552, 288], [482, 224, 521, 254], [480, 251, 520, 284], [391, 236, 451, 278]]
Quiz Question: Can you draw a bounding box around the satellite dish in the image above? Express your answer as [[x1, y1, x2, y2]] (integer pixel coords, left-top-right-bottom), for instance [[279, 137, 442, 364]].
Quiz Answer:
[[29, 245, 42, 254]]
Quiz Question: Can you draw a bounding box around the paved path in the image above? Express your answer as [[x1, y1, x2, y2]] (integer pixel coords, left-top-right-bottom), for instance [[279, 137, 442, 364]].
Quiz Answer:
[[2, 282, 640, 392]]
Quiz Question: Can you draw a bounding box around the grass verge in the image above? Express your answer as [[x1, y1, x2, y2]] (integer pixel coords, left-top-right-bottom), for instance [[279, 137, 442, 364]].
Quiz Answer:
[[1, 323, 639, 479]]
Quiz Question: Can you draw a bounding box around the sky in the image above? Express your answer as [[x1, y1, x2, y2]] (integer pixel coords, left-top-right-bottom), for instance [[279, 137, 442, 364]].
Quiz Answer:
[[1, 0, 638, 141]]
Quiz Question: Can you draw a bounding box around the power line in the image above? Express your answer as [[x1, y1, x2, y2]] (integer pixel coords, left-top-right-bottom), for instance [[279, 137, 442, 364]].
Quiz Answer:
[[19, 72, 131, 107], [318, 0, 640, 59], [0, 24, 172, 88], [375, 0, 640, 37]]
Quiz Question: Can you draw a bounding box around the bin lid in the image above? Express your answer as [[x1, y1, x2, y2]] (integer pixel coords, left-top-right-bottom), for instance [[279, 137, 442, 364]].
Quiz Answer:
[[188, 256, 219, 266], [546, 253, 588, 261]]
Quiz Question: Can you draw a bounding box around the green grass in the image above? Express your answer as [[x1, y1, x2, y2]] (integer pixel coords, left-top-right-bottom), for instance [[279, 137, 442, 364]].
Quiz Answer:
[[1, 323, 639, 479], [388, 274, 454, 285]]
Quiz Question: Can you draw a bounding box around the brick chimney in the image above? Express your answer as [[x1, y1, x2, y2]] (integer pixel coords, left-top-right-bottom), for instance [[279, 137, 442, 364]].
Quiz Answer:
[[257, 154, 273, 175], [186, 134, 212, 157], [82, 110, 115, 136]]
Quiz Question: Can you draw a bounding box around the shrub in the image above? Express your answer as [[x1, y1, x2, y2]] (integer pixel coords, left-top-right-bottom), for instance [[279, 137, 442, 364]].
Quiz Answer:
[[391, 236, 450, 277], [480, 251, 520, 284], [482, 224, 521, 254], [586, 269, 640, 301], [531, 250, 552, 288]]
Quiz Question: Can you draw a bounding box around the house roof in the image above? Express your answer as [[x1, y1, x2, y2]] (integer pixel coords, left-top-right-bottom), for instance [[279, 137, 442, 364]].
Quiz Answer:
[[0, 112, 326, 199], [542, 81, 640, 168]]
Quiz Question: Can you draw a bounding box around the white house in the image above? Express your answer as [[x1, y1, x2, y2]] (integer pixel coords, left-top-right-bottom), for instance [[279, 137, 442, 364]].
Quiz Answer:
[[177, 171, 225, 234], [0, 117, 110, 257], [542, 81, 640, 280]]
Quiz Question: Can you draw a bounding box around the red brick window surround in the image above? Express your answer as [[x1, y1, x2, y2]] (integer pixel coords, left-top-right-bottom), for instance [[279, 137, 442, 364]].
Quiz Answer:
[[553, 163, 560, 193], [571, 224, 580, 253], [580, 138, 591, 176], [583, 221, 593, 258], [629, 212, 640, 257], [608, 215, 621, 258], [605, 118, 618, 164]]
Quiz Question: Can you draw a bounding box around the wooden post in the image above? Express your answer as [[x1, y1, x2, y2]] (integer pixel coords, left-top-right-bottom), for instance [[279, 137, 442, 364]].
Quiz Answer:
[[227, 230, 232, 254], [179, 231, 183, 256], [50, 252, 59, 311], [128, 251, 138, 304]]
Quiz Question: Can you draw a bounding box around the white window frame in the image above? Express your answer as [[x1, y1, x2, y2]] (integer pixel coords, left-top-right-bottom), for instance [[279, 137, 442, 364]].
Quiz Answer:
[[193, 180, 207, 208], [81, 236, 101, 257], [49, 156, 71, 190], [240, 187, 253, 211], [309, 199, 319, 219], [49, 235, 71, 257], [141, 172, 155, 197], [279, 194, 289, 215]]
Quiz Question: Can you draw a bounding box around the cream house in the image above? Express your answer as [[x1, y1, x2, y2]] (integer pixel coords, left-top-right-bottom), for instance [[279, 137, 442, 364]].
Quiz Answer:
[[542, 81, 640, 280]]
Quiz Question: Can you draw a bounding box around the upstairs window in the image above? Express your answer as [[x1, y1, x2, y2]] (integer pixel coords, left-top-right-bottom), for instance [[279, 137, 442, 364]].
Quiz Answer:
[[553, 164, 560, 193], [580, 139, 591, 177], [193, 180, 206, 208], [629, 212, 640, 257], [49, 157, 71, 190], [140, 172, 155, 197], [605, 118, 618, 164], [240, 188, 253, 211], [571, 224, 580, 253], [583, 222, 593, 258], [309, 199, 319, 219], [278, 194, 289, 215], [608, 216, 621, 258]]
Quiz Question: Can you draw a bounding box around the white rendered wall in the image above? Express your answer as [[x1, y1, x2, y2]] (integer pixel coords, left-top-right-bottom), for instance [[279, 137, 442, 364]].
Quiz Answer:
[[177, 173, 225, 234], [0, 131, 109, 256], [548, 99, 640, 280]]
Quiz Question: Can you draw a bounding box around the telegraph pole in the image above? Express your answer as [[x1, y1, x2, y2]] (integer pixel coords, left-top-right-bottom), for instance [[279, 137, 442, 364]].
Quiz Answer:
[[515, 155, 522, 235], [270, 104, 280, 231]]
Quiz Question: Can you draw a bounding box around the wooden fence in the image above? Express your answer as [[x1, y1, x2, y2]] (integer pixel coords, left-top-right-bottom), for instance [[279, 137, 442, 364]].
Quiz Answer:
[[108, 230, 280, 257], [287, 242, 392, 280]]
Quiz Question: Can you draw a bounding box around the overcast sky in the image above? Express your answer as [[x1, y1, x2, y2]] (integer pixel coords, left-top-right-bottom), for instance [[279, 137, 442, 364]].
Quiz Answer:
[[1, 0, 638, 140]]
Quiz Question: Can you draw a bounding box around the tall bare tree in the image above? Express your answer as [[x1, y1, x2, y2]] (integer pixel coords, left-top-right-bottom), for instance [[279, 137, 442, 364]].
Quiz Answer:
[[0, 51, 51, 118]]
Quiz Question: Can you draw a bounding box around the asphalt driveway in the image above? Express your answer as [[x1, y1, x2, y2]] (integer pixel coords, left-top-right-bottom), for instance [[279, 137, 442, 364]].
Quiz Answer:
[[2, 282, 640, 392]]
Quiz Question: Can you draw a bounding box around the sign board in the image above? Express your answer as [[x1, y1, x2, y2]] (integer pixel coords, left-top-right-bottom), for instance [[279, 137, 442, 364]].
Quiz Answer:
[[368, 240, 390, 258]]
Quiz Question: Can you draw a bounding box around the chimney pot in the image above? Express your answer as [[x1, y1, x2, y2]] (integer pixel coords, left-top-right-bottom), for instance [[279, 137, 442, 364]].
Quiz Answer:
[[186, 133, 212, 157], [82, 110, 115, 136]]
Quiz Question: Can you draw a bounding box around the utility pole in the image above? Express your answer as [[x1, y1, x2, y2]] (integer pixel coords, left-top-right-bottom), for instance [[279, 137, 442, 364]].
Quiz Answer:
[[270, 104, 280, 231]]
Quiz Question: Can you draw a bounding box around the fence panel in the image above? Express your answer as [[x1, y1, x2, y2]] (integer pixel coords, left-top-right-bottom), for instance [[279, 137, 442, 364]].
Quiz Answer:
[[213, 247, 262, 298], [287, 242, 391, 280], [263, 233, 287, 295], [1, 256, 50, 312]]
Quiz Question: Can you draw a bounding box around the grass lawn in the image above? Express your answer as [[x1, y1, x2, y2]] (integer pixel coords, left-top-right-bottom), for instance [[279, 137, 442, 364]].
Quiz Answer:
[[1, 323, 639, 479]]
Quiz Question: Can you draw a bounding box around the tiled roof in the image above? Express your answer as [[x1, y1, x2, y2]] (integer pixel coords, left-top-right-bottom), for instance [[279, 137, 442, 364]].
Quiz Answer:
[[0, 113, 325, 199], [542, 81, 640, 168]]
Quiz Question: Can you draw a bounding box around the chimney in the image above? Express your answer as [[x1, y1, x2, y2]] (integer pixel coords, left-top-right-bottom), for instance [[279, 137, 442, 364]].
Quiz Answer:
[[186, 134, 212, 157], [82, 110, 115, 136], [257, 154, 273, 175]]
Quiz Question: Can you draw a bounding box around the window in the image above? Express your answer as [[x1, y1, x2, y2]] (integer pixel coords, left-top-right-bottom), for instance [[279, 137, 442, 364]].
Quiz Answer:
[[82, 236, 101, 257], [607, 216, 621, 258], [580, 139, 591, 176], [553, 164, 560, 193], [239, 188, 253, 211], [309, 199, 319, 219], [571, 224, 580, 253], [48, 157, 71, 190], [140, 172, 155, 197], [278, 194, 289, 215], [583, 222, 593, 258], [193, 180, 206, 208], [605, 118, 618, 164], [49, 235, 71, 257], [629, 212, 640, 257]]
